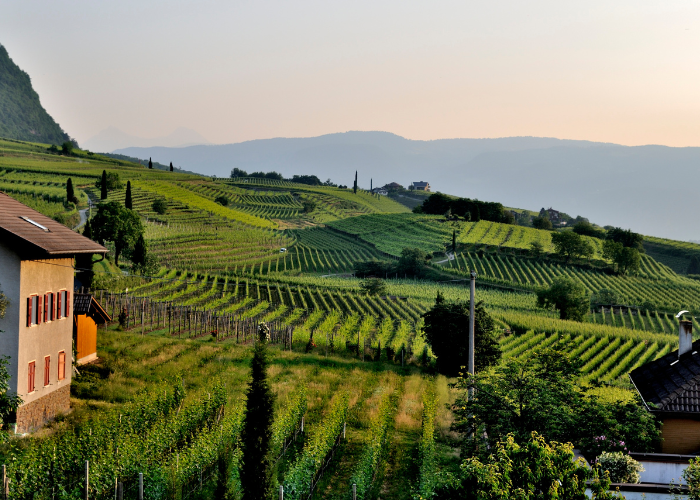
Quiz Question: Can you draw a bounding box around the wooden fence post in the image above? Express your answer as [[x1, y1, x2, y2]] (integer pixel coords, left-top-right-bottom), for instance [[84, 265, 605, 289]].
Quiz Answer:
[[138, 472, 143, 500], [84, 460, 89, 500]]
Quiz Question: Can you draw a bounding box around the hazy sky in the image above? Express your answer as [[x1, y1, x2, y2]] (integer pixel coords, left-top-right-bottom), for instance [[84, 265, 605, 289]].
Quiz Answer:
[[2, 1, 699, 146]]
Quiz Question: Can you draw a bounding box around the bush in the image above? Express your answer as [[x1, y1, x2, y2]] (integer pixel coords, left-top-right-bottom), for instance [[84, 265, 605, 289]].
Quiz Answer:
[[596, 451, 644, 484], [152, 198, 167, 214], [214, 195, 229, 206], [683, 457, 700, 500]]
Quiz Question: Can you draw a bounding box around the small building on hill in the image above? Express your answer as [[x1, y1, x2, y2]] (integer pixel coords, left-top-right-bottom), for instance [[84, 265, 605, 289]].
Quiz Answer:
[[371, 188, 388, 196], [73, 293, 111, 365], [410, 181, 431, 192], [629, 320, 700, 454], [539, 207, 561, 224], [0, 192, 106, 432]]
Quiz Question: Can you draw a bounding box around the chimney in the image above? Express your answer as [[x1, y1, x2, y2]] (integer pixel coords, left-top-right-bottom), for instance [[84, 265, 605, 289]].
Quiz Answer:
[[679, 320, 693, 358]]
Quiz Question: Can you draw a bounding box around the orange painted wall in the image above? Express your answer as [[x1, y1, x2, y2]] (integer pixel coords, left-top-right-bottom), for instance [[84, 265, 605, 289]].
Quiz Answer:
[[75, 315, 96, 361], [661, 418, 700, 454]]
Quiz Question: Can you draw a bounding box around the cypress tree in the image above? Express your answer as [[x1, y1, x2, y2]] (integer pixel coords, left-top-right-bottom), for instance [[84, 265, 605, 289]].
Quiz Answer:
[[452, 230, 456, 254], [371, 178, 373, 191], [131, 234, 147, 269], [353, 170, 358, 194], [169, 162, 173, 172], [124, 181, 133, 209], [66, 178, 76, 204], [148, 157, 153, 169], [100, 170, 107, 200], [82, 219, 93, 240], [240, 324, 275, 500]]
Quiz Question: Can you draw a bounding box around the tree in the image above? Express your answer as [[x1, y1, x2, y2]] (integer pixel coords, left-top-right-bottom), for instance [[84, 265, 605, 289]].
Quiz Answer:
[[0, 285, 21, 440], [214, 195, 229, 206], [95, 171, 122, 194], [91, 202, 143, 265], [603, 240, 640, 275], [61, 141, 74, 156], [529, 241, 545, 258], [240, 324, 275, 500], [148, 157, 153, 169], [605, 227, 644, 252], [688, 256, 700, 275], [420, 193, 452, 215], [591, 288, 619, 306], [66, 178, 78, 204], [169, 162, 173, 172], [291, 174, 322, 185], [536, 277, 590, 321], [82, 219, 93, 240], [396, 247, 428, 277], [452, 230, 456, 254], [75, 253, 95, 290], [573, 220, 604, 239], [422, 294, 501, 376], [302, 200, 316, 213], [433, 432, 620, 500], [354, 259, 395, 278], [152, 198, 167, 215], [551, 231, 592, 262], [100, 170, 107, 200], [353, 170, 357, 194], [231, 167, 248, 178], [532, 216, 552, 230], [124, 181, 133, 209], [451, 346, 660, 455], [360, 278, 387, 296]]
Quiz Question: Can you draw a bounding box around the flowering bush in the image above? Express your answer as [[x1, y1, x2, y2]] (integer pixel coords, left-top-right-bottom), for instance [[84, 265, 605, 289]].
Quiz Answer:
[[585, 435, 629, 456], [596, 451, 644, 483], [683, 457, 700, 500]]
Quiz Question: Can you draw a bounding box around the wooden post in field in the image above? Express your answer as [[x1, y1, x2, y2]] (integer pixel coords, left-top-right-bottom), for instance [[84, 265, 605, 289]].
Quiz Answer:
[[138, 473, 143, 500], [2, 465, 5, 500], [352, 484, 357, 500], [117, 481, 123, 500], [83, 461, 89, 500]]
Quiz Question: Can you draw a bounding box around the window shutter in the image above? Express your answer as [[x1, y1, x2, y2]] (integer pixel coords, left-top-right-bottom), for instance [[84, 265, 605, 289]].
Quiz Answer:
[[37, 295, 42, 324], [28, 362, 35, 393], [66, 291, 70, 317], [44, 295, 49, 322], [52, 293, 56, 321], [57, 292, 62, 320], [27, 297, 32, 327], [58, 351, 65, 381], [44, 356, 50, 386]]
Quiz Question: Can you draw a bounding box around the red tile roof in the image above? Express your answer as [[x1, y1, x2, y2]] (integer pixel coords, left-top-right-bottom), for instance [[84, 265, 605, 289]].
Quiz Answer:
[[0, 192, 106, 256]]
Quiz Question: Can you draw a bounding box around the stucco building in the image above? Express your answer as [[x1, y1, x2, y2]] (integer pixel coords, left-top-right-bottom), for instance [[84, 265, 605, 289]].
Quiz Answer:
[[73, 293, 111, 365], [0, 193, 106, 432]]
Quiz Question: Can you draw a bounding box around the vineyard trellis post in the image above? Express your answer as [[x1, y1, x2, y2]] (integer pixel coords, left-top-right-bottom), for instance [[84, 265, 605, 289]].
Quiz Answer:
[[84, 460, 89, 500], [279, 485, 284, 500], [352, 483, 357, 500], [138, 473, 143, 500]]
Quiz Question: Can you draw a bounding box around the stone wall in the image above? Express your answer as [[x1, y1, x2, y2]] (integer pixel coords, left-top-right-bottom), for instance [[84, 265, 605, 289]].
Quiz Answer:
[[16, 385, 70, 433]]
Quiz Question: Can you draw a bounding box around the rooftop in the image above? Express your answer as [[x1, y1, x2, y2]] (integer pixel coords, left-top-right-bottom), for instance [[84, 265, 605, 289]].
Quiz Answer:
[[629, 339, 700, 414], [0, 192, 106, 257]]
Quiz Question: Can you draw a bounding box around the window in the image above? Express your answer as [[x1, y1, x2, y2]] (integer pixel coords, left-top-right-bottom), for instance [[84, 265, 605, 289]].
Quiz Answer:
[[27, 296, 40, 326], [28, 361, 35, 393], [58, 290, 69, 319], [44, 356, 50, 386], [45, 293, 54, 322], [58, 351, 66, 381]]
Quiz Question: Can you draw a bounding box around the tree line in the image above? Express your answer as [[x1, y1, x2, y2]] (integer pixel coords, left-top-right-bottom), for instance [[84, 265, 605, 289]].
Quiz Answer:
[[412, 193, 514, 223]]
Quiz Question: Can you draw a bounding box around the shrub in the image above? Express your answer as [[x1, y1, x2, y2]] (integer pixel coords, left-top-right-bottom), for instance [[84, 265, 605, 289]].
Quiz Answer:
[[214, 195, 229, 206], [596, 451, 644, 483], [152, 198, 167, 214], [683, 457, 700, 500]]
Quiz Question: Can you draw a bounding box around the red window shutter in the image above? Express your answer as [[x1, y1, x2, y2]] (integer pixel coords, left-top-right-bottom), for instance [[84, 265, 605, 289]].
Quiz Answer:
[[57, 292, 62, 320], [66, 291, 70, 317], [28, 362, 35, 393], [37, 295, 42, 324], [52, 293, 56, 321], [58, 352, 65, 381], [44, 295, 49, 322], [27, 297, 32, 327], [44, 356, 50, 386]]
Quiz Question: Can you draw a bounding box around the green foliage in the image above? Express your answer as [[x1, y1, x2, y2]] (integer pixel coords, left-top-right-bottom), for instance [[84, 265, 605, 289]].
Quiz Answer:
[[0, 284, 7, 319], [451, 347, 660, 455], [591, 288, 619, 306], [354, 259, 395, 278], [684, 457, 700, 500], [532, 216, 552, 230], [270, 386, 307, 458], [573, 220, 605, 239], [92, 201, 144, 265], [0, 44, 71, 144], [529, 240, 544, 258], [398, 247, 429, 277], [152, 198, 168, 215], [125, 180, 133, 209], [596, 452, 644, 483], [536, 277, 590, 321], [215, 195, 229, 206], [360, 278, 388, 296], [552, 231, 594, 262], [688, 256, 700, 275], [606, 227, 644, 252], [282, 392, 350, 500], [302, 200, 317, 213], [434, 432, 622, 500], [415, 384, 439, 499], [100, 169, 107, 200], [422, 295, 501, 376], [0, 356, 21, 441], [350, 391, 398, 500], [603, 240, 641, 275], [66, 177, 78, 204], [240, 324, 275, 500], [95, 171, 123, 192]]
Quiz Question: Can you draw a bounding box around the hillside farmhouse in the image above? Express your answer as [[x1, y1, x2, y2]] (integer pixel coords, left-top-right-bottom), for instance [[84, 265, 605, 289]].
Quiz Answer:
[[382, 182, 404, 192], [629, 320, 700, 454], [410, 181, 430, 192], [539, 207, 561, 224], [371, 188, 388, 196], [0, 193, 106, 432]]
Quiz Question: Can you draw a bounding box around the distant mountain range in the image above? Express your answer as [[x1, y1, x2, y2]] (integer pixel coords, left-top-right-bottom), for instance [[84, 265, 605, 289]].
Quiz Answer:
[[0, 44, 71, 145], [114, 131, 700, 241], [83, 126, 210, 153]]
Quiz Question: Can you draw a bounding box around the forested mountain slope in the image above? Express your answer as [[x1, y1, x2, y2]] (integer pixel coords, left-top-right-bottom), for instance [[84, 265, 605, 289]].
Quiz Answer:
[[0, 44, 71, 145]]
